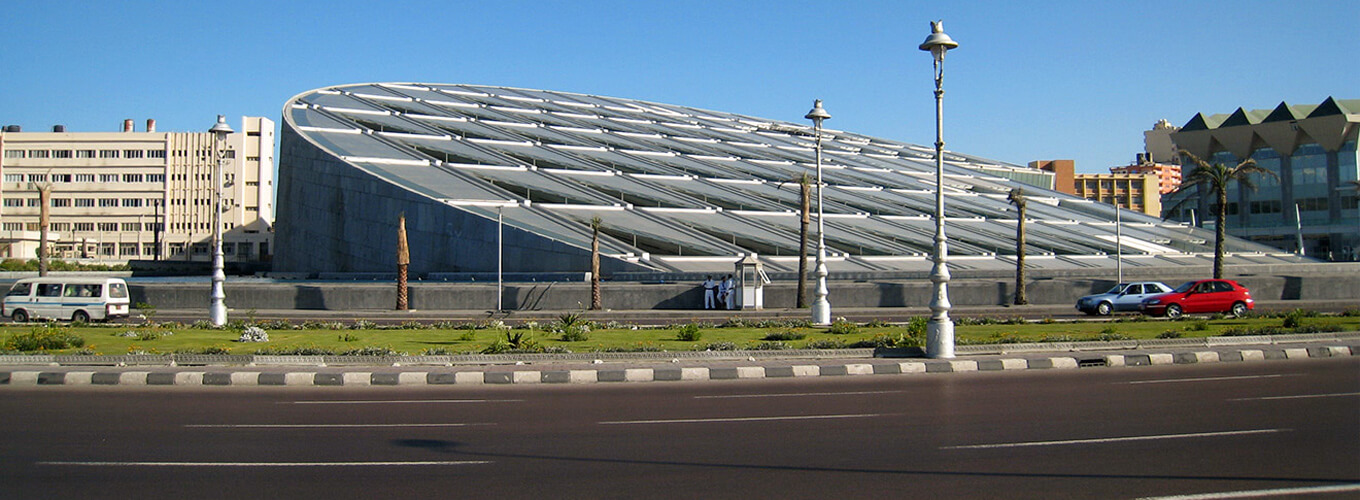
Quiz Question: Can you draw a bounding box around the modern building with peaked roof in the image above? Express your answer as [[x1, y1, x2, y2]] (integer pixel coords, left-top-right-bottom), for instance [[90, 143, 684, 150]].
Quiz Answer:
[[273, 83, 1308, 278], [1167, 97, 1359, 261]]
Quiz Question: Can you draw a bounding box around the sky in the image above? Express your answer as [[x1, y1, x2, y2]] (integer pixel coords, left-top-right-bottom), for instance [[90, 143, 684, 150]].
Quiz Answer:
[[1, 0, 1354, 173]]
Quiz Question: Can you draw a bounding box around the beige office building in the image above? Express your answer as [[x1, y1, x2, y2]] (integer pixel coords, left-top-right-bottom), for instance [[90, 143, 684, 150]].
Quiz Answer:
[[0, 117, 274, 265], [1072, 173, 1161, 216]]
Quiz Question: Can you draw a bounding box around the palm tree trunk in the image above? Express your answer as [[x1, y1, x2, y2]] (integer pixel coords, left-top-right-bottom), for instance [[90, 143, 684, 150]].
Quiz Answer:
[[590, 218, 602, 310], [396, 213, 409, 310], [797, 179, 810, 308], [1015, 209, 1027, 305], [1214, 190, 1227, 279]]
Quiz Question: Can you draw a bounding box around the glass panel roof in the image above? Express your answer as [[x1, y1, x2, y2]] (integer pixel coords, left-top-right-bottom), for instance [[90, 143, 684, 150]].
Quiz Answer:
[[282, 83, 1318, 273]]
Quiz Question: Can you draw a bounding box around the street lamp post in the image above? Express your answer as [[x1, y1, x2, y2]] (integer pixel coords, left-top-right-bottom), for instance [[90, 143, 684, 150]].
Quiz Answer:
[[208, 115, 233, 327], [805, 100, 832, 326], [920, 21, 959, 358]]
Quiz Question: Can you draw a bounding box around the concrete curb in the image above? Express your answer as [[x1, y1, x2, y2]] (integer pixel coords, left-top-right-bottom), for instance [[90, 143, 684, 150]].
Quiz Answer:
[[1, 344, 1353, 388]]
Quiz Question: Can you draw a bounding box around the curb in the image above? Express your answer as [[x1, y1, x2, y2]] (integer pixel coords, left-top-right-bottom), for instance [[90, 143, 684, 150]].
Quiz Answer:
[[1, 345, 1353, 388]]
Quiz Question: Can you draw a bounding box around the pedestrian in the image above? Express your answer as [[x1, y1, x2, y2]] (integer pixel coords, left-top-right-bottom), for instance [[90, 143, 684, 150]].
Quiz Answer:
[[702, 276, 716, 309], [723, 274, 736, 310]]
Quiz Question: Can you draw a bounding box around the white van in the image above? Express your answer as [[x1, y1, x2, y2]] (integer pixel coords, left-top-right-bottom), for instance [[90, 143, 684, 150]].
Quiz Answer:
[[2, 277, 131, 323]]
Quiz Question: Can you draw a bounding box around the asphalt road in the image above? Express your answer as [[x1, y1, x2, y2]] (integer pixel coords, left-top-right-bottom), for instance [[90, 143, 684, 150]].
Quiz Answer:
[[2, 358, 1357, 499]]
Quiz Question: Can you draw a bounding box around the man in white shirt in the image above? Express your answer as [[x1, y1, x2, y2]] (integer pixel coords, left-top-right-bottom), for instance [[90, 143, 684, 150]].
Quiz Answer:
[[702, 276, 716, 309], [722, 274, 736, 310]]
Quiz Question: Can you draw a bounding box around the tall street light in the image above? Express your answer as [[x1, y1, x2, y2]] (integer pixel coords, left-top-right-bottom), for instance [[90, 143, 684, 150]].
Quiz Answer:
[[920, 21, 958, 358], [805, 99, 832, 326], [207, 115, 233, 326]]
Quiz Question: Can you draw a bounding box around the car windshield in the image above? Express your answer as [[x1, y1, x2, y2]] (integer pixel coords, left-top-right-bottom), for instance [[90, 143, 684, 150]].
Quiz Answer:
[[1104, 284, 1127, 294], [1172, 281, 1196, 293]]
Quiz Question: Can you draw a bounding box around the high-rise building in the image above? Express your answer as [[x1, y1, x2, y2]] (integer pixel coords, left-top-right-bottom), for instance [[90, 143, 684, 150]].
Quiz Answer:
[[0, 117, 275, 264], [1111, 157, 1181, 195], [1165, 97, 1359, 261]]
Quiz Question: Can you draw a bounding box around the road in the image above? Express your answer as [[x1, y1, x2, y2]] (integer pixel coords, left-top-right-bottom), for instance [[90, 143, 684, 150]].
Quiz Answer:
[[2, 358, 1357, 499]]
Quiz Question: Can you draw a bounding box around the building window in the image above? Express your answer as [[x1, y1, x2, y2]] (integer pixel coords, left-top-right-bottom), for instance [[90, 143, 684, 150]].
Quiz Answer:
[[3, 150, 24, 159], [51, 223, 70, 231], [3, 222, 22, 231], [146, 173, 165, 183], [27, 174, 46, 182], [51, 174, 72, 183], [74, 174, 95, 182], [120, 243, 138, 256], [74, 198, 95, 207], [73, 223, 94, 231], [123, 174, 144, 183], [3, 199, 23, 208], [247, 156, 260, 162], [26, 199, 40, 207], [100, 174, 119, 182], [51, 198, 71, 207], [4, 174, 22, 182], [100, 243, 116, 256], [121, 222, 141, 231], [123, 150, 144, 159], [25, 223, 39, 231], [223, 243, 236, 255], [76, 149, 96, 158], [147, 150, 166, 158], [192, 243, 209, 255], [52, 150, 73, 159], [99, 150, 120, 158], [122, 199, 143, 207], [99, 199, 119, 207], [28, 150, 50, 159], [143, 243, 157, 256], [98, 222, 118, 231]]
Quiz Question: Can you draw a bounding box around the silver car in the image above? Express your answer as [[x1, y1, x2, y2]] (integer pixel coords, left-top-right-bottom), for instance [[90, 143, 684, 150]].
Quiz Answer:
[[1076, 281, 1173, 316]]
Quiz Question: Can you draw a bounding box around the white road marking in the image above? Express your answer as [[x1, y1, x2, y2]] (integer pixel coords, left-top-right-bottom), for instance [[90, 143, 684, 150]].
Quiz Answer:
[[1230, 391, 1360, 401], [38, 461, 491, 467], [695, 390, 906, 399], [941, 429, 1288, 450], [1135, 483, 1360, 499], [284, 399, 523, 404], [600, 413, 881, 425], [1123, 375, 1289, 385], [185, 423, 494, 429]]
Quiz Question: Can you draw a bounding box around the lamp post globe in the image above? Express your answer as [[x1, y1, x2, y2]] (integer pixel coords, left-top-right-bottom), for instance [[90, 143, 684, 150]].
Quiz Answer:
[[207, 115, 232, 327], [920, 21, 958, 358], [805, 99, 832, 326]]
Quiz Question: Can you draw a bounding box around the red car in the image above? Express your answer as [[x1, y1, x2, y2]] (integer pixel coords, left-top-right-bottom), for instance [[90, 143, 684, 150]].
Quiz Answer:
[[1140, 279, 1254, 319]]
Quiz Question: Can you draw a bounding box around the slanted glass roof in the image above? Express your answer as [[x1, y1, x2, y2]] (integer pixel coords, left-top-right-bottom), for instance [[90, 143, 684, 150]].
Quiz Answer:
[[282, 83, 1311, 273]]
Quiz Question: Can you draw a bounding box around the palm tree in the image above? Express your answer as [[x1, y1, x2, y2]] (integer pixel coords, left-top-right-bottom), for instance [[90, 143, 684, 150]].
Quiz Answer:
[[590, 216, 603, 310], [1007, 187, 1027, 305], [1180, 151, 1276, 279], [395, 212, 409, 311], [796, 173, 811, 308]]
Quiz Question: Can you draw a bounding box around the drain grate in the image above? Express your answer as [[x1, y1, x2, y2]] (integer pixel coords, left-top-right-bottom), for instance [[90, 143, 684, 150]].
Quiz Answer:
[[1077, 358, 1108, 368]]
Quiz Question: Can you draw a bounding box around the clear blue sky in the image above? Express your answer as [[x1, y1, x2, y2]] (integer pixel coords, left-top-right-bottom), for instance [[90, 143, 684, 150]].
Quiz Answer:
[[2, 0, 1353, 173]]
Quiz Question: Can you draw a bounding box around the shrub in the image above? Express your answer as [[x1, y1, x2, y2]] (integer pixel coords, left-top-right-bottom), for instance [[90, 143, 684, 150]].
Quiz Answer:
[[457, 330, 477, 341], [350, 320, 377, 330], [987, 332, 1024, 344], [675, 323, 702, 342], [1342, 309, 1360, 317], [340, 346, 401, 356], [559, 326, 590, 342], [721, 317, 749, 328], [697, 341, 736, 351], [257, 319, 295, 330], [301, 320, 346, 330], [1100, 326, 1119, 335], [749, 341, 791, 350], [827, 319, 859, 335], [1096, 332, 1132, 341], [420, 347, 454, 355], [338, 333, 361, 342], [1156, 330, 1183, 339], [399, 321, 429, 330], [237, 326, 269, 343], [255, 345, 334, 355], [1281, 309, 1317, 329], [805, 339, 845, 349], [191, 320, 216, 330], [1188, 320, 1210, 332], [4, 326, 86, 351], [905, 317, 928, 338], [762, 330, 806, 341], [864, 319, 892, 328]]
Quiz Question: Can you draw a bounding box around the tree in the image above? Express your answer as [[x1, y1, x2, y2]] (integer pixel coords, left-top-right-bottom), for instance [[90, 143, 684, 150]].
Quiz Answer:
[[1179, 151, 1276, 279], [796, 173, 811, 308], [395, 213, 409, 311], [590, 216, 603, 311], [1007, 187, 1028, 305]]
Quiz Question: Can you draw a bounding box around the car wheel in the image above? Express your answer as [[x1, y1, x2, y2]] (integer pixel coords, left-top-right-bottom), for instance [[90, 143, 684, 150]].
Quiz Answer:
[[11, 310, 28, 323], [72, 310, 91, 323], [1096, 302, 1113, 316], [1165, 304, 1183, 319], [1230, 302, 1248, 318]]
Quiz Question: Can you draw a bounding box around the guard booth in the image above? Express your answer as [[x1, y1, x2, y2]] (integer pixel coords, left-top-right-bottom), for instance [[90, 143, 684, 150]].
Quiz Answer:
[[734, 255, 770, 310]]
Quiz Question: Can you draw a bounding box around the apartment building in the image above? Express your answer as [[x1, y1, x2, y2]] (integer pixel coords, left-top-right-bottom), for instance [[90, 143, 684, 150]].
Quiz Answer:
[[0, 117, 275, 265]]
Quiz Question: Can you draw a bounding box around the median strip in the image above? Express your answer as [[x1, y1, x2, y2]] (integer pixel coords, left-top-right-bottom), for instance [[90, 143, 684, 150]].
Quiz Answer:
[[941, 428, 1288, 450]]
